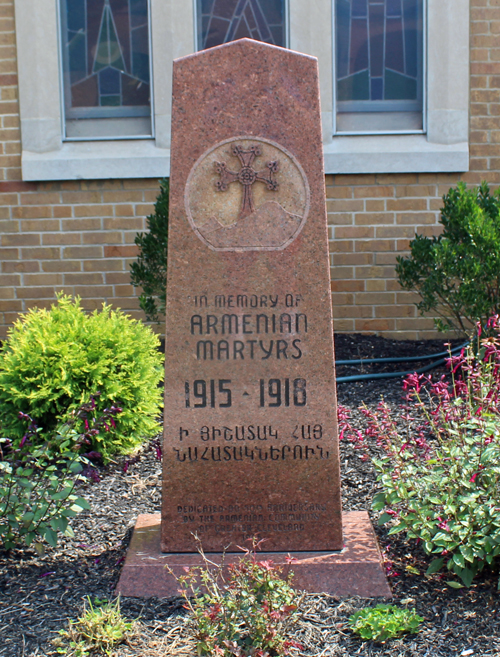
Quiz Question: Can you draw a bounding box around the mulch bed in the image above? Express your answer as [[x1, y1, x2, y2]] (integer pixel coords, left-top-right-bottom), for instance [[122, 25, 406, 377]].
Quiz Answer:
[[1, 334, 499, 656]]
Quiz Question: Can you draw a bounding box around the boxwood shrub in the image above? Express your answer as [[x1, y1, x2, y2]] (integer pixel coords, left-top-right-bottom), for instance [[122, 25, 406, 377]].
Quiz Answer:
[[0, 295, 164, 459]]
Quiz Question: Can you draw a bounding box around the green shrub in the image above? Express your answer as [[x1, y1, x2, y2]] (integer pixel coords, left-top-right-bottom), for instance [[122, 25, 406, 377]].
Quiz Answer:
[[396, 181, 500, 335], [0, 294, 163, 459], [174, 538, 304, 657], [339, 316, 500, 587], [0, 408, 93, 550], [349, 604, 423, 643], [130, 177, 169, 322]]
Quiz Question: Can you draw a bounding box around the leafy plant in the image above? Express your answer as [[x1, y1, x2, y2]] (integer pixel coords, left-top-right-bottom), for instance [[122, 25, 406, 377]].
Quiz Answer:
[[349, 604, 423, 642], [130, 177, 169, 322], [0, 405, 101, 550], [173, 538, 304, 657], [339, 316, 500, 587], [54, 596, 136, 656], [0, 294, 164, 460], [396, 181, 500, 334]]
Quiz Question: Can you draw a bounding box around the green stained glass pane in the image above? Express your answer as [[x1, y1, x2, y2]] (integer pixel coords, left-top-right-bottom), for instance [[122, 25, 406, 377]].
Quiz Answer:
[[101, 95, 121, 105], [384, 68, 417, 100], [337, 70, 369, 101]]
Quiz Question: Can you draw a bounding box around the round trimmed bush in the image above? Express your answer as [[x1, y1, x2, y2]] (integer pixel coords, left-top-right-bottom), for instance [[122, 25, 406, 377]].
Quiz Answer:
[[0, 295, 164, 459]]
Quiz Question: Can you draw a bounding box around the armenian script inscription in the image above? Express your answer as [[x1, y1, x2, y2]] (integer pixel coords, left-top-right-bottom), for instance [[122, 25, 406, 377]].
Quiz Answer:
[[185, 137, 310, 251]]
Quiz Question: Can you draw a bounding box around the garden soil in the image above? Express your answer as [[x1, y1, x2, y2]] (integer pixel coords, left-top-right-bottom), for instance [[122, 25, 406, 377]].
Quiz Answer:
[[1, 334, 499, 656]]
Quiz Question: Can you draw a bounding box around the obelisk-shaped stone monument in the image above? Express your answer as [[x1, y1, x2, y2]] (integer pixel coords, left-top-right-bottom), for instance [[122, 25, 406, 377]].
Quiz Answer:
[[117, 39, 391, 599], [161, 39, 342, 553]]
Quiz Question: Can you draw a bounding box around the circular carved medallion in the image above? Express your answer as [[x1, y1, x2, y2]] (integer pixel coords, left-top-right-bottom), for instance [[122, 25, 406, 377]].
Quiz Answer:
[[185, 136, 310, 252]]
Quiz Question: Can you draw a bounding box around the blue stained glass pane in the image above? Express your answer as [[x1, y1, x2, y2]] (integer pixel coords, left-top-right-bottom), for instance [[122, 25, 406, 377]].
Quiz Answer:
[[197, 0, 285, 49], [203, 0, 215, 12], [251, 0, 273, 41], [386, 0, 401, 17], [368, 3, 384, 77], [336, 0, 351, 79], [130, 0, 148, 27], [99, 66, 120, 94], [258, 0, 282, 24], [201, 14, 210, 43], [68, 31, 86, 83], [403, 0, 418, 78], [351, 0, 367, 17], [371, 77, 383, 100], [269, 25, 284, 45], [67, 0, 85, 31], [131, 24, 149, 82]]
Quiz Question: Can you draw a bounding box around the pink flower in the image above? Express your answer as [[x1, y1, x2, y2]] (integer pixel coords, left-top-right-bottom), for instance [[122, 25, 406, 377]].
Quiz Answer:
[[437, 517, 450, 531]]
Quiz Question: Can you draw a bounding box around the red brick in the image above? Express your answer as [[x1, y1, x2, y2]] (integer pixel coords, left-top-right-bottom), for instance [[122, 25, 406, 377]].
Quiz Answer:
[[2, 233, 39, 247], [330, 280, 365, 292], [104, 245, 140, 258], [0, 180, 35, 192], [2, 261, 40, 273], [64, 273, 104, 285]]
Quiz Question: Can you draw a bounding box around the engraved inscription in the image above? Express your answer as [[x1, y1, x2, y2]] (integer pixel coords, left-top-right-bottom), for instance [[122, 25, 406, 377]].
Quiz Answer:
[[176, 500, 329, 537]]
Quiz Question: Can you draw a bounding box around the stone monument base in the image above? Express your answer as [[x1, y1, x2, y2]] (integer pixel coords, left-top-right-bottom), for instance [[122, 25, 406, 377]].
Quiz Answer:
[[116, 511, 391, 598]]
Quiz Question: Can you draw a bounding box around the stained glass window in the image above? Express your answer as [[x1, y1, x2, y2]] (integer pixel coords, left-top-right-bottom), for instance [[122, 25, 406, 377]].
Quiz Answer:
[[335, 0, 423, 131], [60, 0, 151, 138], [197, 0, 286, 51]]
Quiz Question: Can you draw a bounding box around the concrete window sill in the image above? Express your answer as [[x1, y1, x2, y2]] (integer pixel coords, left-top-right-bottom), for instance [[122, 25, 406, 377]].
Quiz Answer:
[[22, 134, 468, 181]]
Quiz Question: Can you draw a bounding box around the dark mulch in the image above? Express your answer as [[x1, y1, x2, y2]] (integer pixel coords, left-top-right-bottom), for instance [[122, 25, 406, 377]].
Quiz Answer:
[[1, 334, 498, 656]]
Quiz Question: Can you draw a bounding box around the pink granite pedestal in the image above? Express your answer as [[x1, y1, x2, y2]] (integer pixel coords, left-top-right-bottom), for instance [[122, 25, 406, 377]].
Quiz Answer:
[[116, 511, 391, 598]]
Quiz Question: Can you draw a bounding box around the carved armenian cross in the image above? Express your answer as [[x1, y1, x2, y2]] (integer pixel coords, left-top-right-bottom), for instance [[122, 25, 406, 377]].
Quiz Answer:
[[215, 144, 279, 220]]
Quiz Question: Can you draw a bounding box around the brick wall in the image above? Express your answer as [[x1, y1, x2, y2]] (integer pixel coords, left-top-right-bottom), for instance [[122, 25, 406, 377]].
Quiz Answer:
[[0, 0, 498, 340]]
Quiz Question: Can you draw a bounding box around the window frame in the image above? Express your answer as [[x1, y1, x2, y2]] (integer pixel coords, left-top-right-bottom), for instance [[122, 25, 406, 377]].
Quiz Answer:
[[58, 0, 156, 142], [333, 0, 427, 136], [15, 0, 469, 181]]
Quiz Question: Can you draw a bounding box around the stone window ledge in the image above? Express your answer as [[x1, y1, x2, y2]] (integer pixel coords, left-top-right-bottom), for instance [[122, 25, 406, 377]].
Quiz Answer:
[[323, 135, 469, 174], [22, 134, 468, 182], [22, 140, 170, 181]]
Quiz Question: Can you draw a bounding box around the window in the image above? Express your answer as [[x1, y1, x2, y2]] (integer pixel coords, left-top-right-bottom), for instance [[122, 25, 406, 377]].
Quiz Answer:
[[335, 0, 424, 134], [196, 0, 287, 50], [60, 0, 153, 140], [15, 0, 469, 180]]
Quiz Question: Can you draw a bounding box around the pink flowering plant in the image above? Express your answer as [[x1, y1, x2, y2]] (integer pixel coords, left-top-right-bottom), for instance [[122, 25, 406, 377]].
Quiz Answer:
[[339, 316, 500, 588], [172, 538, 304, 657], [0, 399, 121, 551]]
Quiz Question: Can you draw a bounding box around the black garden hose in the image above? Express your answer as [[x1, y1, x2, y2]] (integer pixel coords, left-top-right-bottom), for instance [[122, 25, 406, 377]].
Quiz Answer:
[[336, 340, 469, 383]]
